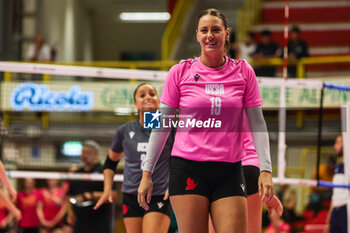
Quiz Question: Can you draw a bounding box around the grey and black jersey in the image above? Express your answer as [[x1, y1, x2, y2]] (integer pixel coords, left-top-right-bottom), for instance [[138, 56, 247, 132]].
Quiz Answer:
[[111, 120, 174, 195]]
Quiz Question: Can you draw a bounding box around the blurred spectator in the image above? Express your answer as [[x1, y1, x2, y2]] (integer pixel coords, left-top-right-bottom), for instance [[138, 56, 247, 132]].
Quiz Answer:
[[309, 156, 336, 214], [252, 29, 281, 77], [280, 185, 303, 225], [68, 164, 79, 174], [228, 31, 239, 59], [62, 164, 79, 233], [17, 178, 42, 233], [0, 183, 15, 233], [26, 35, 52, 62], [287, 26, 309, 77], [325, 135, 347, 233], [62, 164, 80, 195], [37, 179, 67, 233], [66, 141, 117, 233], [238, 31, 257, 60], [265, 209, 292, 233]]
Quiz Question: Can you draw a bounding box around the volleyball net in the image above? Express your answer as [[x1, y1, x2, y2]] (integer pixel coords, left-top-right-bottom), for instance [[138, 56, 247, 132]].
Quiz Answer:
[[0, 62, 350, 227], [0, 61, 349, 179]]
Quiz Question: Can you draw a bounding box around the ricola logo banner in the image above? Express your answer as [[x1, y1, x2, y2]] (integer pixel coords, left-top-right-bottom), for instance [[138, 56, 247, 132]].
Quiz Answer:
[[10, 82, 94, 111]]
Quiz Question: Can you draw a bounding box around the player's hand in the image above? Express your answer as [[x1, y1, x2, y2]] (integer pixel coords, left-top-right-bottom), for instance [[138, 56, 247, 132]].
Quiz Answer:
[[265, 195, 283, 217], [67, 213, 76, 225], [258, 171, 274, 204], [41, 220, 51, 228], [13, 207, 22, 221], [75, 194, 84, 203], [324, 223, 330, 233], [46, 220, 56, 228], [137, 171, 153, 210], [163, 189, 169, 201], [94, 189, 113, 210], [6, 185, 17, 202]]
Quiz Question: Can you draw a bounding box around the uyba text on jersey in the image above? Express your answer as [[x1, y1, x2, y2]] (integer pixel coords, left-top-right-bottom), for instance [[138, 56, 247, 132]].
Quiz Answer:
[[205, 84, 225, 95]]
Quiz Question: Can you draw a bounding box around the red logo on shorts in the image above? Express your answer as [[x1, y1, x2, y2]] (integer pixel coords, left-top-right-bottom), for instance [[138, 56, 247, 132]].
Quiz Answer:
[[185, 177, 198, 190], [123, 204, 129, 215]]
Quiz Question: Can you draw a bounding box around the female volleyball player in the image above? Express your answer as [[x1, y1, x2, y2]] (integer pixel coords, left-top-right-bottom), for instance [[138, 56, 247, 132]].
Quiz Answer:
[[95, 83, 174, 233], [37, 179, 67, 233], [17, 178, 41, 233], [138, 8, 274, 233]]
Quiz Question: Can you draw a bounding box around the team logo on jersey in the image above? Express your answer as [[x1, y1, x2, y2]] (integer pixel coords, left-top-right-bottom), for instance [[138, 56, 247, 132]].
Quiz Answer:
[[193, 74, 200, 82], [123, 204, 129, 214], [129, 131, 135, 139], [194, 74, 200, 82], [185, 177, 198, 190], [143, 110, 161, 129], [240, 184, 246, 192], [157, 202, 165, 209]]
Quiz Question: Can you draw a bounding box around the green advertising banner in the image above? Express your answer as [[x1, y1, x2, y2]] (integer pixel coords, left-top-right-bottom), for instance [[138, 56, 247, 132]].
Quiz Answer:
[[1, 79, 350, 112]]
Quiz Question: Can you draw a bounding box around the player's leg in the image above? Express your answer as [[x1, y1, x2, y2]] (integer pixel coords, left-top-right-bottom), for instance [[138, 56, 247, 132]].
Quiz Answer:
[[208, 193, 260, 233], [247, 193, 262, 233], [171, 195, 210, 233], [168, 157, 211, 233], [124, 218, 143, 233], [122, 193, 144, 233], [142, 195, 171, 233], [209, 161, 248, 233], [243, 166, 262, 233], [142, 212, 170, 233]]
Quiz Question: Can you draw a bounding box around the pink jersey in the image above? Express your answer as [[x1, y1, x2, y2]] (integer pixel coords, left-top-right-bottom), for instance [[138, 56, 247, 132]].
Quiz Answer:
[[40, 187, 65, 222], [161, 56, 262, 163], [17, 189, 42, 228], [242, 114, 259, 167]]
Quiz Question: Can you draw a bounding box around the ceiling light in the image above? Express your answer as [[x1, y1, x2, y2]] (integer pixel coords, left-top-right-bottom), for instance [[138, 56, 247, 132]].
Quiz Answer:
[[119, 12, 171, 22]]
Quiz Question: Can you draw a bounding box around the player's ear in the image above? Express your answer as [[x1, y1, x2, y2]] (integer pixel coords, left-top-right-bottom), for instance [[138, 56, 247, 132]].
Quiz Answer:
[[225, 28, 230, 41], [196, 29, 200, 43]]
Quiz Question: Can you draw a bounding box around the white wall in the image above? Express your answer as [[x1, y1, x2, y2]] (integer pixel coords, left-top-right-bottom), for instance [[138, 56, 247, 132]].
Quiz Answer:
[[40, 0, 166, 61], [92, 18, 166, 60], [41, 0, 93, 61]]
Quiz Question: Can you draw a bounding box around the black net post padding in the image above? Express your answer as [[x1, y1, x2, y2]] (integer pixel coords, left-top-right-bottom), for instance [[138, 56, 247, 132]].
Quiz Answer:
[[316, 83, 325, 187]]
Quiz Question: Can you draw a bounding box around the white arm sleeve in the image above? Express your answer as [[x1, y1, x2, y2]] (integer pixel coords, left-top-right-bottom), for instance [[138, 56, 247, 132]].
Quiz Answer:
[[245, 106, 272, 172], [142, 102, 177, 173]]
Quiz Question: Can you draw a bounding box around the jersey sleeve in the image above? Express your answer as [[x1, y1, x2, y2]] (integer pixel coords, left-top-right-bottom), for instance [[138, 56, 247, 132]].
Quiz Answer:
[[160, 64, 181, 108], [242, 60, 263, 107], [36, 189, 44, 202], [110, 126, 125, 153]]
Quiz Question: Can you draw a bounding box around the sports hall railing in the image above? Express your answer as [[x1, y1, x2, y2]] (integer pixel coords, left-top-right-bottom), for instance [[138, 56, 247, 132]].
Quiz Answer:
[[161, 0, 196, 61], [236, 0, 262, 43]]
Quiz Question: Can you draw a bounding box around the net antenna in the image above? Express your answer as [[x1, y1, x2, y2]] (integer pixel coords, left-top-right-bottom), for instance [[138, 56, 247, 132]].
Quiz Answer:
[[341, 102, 350, 233]]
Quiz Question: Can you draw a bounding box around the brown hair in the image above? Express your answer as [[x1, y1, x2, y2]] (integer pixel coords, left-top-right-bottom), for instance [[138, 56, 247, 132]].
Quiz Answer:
[[133, 83, 158, 103], [197, 8, 229, 49]]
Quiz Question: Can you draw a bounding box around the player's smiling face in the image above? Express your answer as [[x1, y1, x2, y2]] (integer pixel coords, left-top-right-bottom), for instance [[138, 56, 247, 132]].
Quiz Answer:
[[196, 15, 229, 55], [134, 84, 160, 113]]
